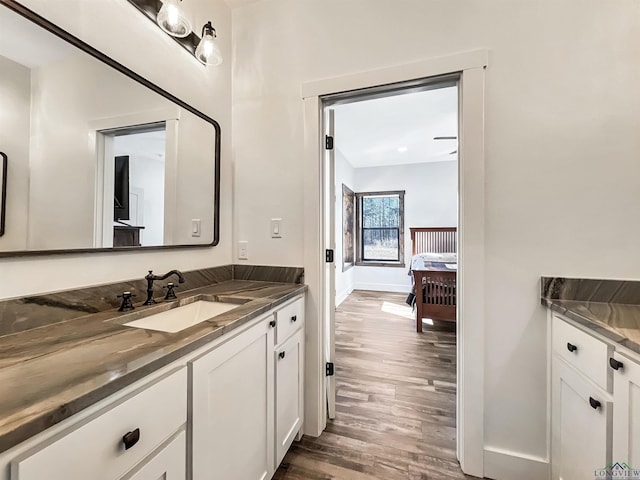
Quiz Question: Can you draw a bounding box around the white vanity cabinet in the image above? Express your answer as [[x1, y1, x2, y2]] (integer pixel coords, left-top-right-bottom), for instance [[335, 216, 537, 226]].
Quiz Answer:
[[191, 313, 275, 480], [5, 367, 187, 480], [0, 293, 306, 480], [274, 298, 305, 466], [550, 314, 614, 480], [190, 295, 306, 480], [612, 352, 640, 467]]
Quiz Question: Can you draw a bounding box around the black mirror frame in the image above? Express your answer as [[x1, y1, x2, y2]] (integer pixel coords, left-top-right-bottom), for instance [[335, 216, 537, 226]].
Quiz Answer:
[[0, 0, 221, 258], [0, 152, 6, 238]]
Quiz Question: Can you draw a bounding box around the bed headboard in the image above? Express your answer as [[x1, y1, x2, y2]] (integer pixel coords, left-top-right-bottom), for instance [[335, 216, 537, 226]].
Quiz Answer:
[[410, 227, 457, 255]]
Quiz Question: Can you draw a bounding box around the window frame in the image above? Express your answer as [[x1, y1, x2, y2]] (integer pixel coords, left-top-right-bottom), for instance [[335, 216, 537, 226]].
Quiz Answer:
[[355, 190, 405, 267]]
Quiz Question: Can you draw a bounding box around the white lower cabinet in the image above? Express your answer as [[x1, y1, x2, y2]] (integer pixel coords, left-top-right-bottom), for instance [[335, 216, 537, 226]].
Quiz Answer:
[[551, 358, 612, 480], [190, 295, 306, 479], [275, 329, 304, 466], [191, 315, 275, 480], [549, 313, 640, 480], [612, 352, 640, 467]]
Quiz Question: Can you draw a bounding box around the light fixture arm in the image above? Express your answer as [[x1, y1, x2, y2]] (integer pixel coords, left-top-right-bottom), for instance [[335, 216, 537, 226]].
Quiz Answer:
[[202, 21, 216, 38]]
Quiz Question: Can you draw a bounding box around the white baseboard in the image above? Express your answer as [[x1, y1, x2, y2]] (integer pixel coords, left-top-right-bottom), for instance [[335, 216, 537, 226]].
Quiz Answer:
[[335, 287, 353, 307], [353, 282, 410, 293], [483, 447, 549, 480]]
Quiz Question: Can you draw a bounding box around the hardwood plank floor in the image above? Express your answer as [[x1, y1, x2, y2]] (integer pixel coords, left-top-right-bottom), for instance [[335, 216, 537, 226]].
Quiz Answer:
[[274, 290, 477, 479]]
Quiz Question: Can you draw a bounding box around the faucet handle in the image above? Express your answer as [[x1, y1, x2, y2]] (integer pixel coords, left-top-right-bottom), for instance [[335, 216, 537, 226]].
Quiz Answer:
[[163, 283, 178, 300], [117, 292, 136, 312]]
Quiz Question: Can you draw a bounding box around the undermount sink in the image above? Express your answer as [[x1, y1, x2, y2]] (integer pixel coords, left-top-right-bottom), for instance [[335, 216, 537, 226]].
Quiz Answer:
[[123, 300, 240, 333]]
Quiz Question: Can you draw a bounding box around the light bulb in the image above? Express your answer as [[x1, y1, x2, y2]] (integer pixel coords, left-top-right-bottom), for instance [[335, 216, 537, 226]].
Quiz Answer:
[[156, 0, 191, 38], [195, 22, 223, 66]]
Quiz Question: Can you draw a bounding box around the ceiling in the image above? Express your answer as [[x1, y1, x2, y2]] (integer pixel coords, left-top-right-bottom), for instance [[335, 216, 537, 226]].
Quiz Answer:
[[332, 85, 458, 169]]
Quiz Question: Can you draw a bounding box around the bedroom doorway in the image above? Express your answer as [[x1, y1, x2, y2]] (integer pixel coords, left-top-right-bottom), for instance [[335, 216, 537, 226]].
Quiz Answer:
[[303, 51, 487, 476], [321, 76, 460, 442]]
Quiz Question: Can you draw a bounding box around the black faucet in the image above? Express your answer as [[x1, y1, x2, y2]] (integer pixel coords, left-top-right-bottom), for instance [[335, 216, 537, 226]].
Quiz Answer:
[[143, 270, 185, 305]]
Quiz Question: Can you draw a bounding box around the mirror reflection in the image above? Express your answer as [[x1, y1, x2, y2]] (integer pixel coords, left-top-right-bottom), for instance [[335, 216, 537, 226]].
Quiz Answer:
[[0, 2, 219, 254]]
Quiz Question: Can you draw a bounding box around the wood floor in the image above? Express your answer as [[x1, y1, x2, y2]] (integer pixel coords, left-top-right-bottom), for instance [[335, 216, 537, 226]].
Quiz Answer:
[[274, 290, 475, 480]]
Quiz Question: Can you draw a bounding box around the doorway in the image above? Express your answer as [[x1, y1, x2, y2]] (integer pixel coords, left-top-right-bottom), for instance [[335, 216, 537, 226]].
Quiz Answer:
[[301, 51, 487, 477], [96, 122, 167, 248], [322, 76, 459, 427]]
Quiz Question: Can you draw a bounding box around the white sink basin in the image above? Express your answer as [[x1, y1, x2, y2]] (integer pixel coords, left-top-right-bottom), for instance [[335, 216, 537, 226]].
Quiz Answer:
[[123, 301, 239, 333]]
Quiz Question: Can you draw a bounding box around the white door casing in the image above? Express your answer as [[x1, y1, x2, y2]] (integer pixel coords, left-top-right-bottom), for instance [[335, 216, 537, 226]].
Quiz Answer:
[[301, 50, 487, 477]]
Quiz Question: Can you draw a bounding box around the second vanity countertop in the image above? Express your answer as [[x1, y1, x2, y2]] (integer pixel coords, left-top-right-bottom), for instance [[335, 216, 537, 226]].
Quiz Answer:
[[0, 279, 306, 455], [542, 277, 640, 357]]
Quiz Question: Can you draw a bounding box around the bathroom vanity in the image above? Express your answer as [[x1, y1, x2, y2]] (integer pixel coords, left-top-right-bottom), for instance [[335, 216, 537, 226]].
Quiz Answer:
[[0, 271, 306, 480], [543, 277, 640, 480]]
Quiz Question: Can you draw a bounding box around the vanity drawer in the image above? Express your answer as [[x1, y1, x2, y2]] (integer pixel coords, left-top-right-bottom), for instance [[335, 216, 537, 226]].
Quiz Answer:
[[275, 297, 305, 345], [552, 314, 612, 391], [12, 367, 187, 480]]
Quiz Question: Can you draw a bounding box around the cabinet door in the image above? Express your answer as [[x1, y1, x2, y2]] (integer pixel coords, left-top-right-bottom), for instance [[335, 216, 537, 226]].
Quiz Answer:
[[123, 431, 186, 480], [191, 317, 274, 480], [613, 352, 640, 466], [275, 330, 304, 466], [552, 358, 612, 480]]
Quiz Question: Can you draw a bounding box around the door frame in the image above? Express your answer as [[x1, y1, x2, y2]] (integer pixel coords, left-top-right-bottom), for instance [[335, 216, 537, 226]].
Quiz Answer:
[[301, 49, 488, 477]]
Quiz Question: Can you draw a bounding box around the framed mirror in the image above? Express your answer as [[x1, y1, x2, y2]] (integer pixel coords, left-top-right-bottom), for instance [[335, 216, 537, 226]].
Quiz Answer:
[[0, 0, 220, 257]]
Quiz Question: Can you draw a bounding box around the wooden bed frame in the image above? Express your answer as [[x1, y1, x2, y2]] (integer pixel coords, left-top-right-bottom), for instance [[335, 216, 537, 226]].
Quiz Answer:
[[410, 227, 457, 332]]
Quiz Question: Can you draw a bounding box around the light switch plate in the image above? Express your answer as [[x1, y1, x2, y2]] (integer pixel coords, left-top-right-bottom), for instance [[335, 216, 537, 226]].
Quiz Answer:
[[191, 219, 201, 237], [238, 241, 248, 260], [271, 218, 282, 238]]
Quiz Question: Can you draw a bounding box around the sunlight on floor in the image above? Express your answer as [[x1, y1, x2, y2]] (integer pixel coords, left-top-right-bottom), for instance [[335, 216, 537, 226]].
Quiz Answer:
[[381, 301, 414, 319]]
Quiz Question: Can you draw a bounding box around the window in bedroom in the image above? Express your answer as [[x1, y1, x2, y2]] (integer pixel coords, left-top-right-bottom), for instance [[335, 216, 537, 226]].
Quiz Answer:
[[355, 190, 405, 266]]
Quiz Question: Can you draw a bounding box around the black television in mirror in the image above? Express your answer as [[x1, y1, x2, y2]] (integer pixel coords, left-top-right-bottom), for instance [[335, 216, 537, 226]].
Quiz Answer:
[[114, 155, 130, 221]]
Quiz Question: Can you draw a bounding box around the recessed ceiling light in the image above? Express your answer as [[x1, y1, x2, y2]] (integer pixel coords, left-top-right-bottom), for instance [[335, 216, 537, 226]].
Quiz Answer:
[[397, 147, 408, 153]]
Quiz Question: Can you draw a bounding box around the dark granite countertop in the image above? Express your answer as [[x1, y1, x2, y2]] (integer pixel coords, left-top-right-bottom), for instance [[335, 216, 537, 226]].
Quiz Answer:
[[541, 277, 640, 356], [0, 279, 306, 454]]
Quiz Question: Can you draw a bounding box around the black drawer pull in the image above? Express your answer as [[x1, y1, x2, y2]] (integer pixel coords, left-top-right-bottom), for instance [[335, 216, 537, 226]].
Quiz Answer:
[[609, 357, 624, 371], [122, 428, 140, 450], [291, 315, 297, 323], [566, 342, 578, 353], [589, 397, 601, 410], [269, 319, 276, 328], [278, 351, 286, 359]]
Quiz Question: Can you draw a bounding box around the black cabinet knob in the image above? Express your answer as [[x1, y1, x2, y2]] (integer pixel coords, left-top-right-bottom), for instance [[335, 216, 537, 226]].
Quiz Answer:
[[589, 397, 601, 410], [278, 351, 285, 359], [567, 342, 578, 353], [609, 357, 624, 371], [291, 315, 297, 323], [122, 428, 140, 450], [269, 319, 276, 328]]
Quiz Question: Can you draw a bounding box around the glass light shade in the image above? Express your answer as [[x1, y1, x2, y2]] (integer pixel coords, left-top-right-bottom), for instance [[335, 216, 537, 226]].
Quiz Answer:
[[195, 23, 223, 66], [156, 0, 191, 38]]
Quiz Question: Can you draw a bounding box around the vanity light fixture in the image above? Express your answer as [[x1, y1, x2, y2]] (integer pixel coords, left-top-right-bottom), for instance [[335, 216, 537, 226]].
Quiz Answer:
[[126, 0, 222, 66], [156, 0, 191, 38], [195, 21, 223, 66]]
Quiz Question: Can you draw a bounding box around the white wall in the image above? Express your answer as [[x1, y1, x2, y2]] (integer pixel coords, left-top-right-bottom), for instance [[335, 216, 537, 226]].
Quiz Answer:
[[0, 56, 30, 251], [232, 0, 640, 476], [0, 0, 232, 299], [353, 160, 457, 293], [27, 53, 173, 249], [334, 149, 355, 306]]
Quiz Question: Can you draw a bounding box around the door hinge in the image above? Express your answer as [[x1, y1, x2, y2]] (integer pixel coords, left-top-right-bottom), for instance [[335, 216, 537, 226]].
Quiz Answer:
[[325, 249, 334, 263], [326, 362, 334, 376], [325, 135, 334, 150]]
